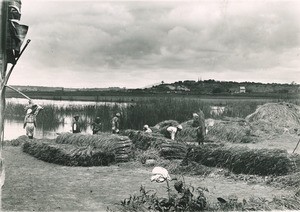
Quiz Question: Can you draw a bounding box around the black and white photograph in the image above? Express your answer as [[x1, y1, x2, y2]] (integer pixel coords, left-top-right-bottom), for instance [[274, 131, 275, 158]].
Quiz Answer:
[[0, 0, 300, 211]]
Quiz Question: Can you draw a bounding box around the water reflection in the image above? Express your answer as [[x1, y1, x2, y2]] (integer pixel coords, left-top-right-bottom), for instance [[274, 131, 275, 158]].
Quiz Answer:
[[4, 98, 128, 140], [6, 98, 131, 107]]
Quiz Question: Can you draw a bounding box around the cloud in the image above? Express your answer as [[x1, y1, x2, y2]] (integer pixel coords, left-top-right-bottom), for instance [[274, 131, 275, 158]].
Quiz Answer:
[[11, 0, 300, 88]]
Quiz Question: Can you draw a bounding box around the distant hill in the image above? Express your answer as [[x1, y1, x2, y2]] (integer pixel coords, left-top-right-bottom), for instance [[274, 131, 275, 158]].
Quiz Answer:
[[145, 80, 300, 94], [7, 80, 300, 96]]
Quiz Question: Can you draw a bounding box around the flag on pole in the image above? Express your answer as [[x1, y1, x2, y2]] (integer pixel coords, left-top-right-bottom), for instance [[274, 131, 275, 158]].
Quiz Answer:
[[6, 20, 28, 64], [6, 0, 28, 64]]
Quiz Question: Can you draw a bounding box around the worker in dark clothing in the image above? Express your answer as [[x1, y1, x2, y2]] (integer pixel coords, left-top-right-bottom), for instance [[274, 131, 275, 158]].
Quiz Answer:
[[192, 111, 205, 145], [92, 117, 102, 134], [72, 115, 81, 133], [111, 113, 120, 134]]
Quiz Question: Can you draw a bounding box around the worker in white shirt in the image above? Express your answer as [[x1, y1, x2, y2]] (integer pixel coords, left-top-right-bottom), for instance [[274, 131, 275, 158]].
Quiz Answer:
[[143, 124, 152, 133], [167, 125, 183, 140]]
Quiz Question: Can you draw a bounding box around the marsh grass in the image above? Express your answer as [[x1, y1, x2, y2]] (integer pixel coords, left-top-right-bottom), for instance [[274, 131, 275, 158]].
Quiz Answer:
[[4, 97, 292, 132]]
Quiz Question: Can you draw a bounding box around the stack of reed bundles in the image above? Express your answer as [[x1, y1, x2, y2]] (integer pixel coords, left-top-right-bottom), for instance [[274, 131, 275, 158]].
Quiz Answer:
[[22, 140, 115, 166], [185, 145, 295, 176], [205, 118, 254, 143], [123, 129, 187, 159], [3, 135, 29, 146], [123, 130, 167, 150], [56, 133, 133, 162], [176, 120, 198, 143]]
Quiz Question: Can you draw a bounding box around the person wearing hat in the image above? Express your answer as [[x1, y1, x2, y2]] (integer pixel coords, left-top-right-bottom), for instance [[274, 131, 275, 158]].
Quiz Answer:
[[192, 110, 206, 145], [25, 99, 44, 116], [92, 117, 102, 134], [167, 124, 183, 140], [72, 115, 81, 133], [111, 113, 121, 134], [23, 108, 37, 139], [143, 124, 152, 133]]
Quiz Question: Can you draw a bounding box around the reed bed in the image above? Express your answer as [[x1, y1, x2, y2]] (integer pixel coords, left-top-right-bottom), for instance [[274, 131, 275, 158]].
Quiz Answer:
[[5, 97, 271, 133], [22, 140, 115, 166], [186, 145, 294, 176]]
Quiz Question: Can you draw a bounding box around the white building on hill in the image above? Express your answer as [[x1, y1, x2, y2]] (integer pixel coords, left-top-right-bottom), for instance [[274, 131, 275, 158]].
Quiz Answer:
[[240, 86, 246, 93]]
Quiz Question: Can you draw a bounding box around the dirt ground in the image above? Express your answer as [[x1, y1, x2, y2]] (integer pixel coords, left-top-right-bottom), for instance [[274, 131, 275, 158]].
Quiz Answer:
[[2, 146, 293, 211]]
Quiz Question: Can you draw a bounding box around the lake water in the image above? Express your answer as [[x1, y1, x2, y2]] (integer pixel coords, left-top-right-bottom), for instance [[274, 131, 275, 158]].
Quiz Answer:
[[4, 98, 130, 140]]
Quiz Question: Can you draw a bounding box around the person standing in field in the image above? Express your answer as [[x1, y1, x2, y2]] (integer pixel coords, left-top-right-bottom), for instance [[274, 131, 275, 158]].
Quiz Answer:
[[25, 99, 43, 116], [23, 109, 37, 139], [72, 115, 81, 133], [192, 111, 206, 145], [92, 117, 102, 134], [112, 113, 121, 134], [167, 124, 183, 140]]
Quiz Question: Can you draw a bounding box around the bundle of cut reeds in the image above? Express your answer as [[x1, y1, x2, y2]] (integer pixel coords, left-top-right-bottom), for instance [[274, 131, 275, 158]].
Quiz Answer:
[[205, 118, 254, 143], [153, 120, 179, 130], [123, 129, 187, 159], [123, 130, 166, 150], [3, 135, 29, 146], [56, 133, 132, 162], [186, 145, 294, 176], [22, 140, 115, 166]]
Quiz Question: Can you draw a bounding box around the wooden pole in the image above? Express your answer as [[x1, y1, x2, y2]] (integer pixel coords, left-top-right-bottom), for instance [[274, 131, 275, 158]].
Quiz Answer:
[[0, 0, 8, 209], [5, 85, 31, 100], [293, 139, 300, 154]]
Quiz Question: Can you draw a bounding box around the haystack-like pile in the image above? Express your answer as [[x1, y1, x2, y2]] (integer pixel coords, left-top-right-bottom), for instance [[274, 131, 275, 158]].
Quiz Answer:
[[246, 102, 300, 134], [123, 129, 188, 159], [186, 145, 294, 176], [205, 117, 254, 143], [23, 140, 115, 166]]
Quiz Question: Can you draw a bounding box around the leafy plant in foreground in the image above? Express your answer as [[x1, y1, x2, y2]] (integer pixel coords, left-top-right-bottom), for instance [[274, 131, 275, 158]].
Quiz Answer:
[[118, 167, 209, 212]]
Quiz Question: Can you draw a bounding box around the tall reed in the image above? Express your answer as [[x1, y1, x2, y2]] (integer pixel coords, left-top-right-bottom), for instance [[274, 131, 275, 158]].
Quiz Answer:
[[4, 97, 285, 132]]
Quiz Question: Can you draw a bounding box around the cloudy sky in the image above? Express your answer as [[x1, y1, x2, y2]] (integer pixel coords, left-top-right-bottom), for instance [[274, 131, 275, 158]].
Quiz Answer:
[[8, 0, 300, 88]]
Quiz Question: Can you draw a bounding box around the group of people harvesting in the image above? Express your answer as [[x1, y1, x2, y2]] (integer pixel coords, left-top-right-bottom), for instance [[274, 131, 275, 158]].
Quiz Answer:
[[24, 100, 206, 145], [72, 110, 206, 145], [71, 112, 122, 135]]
